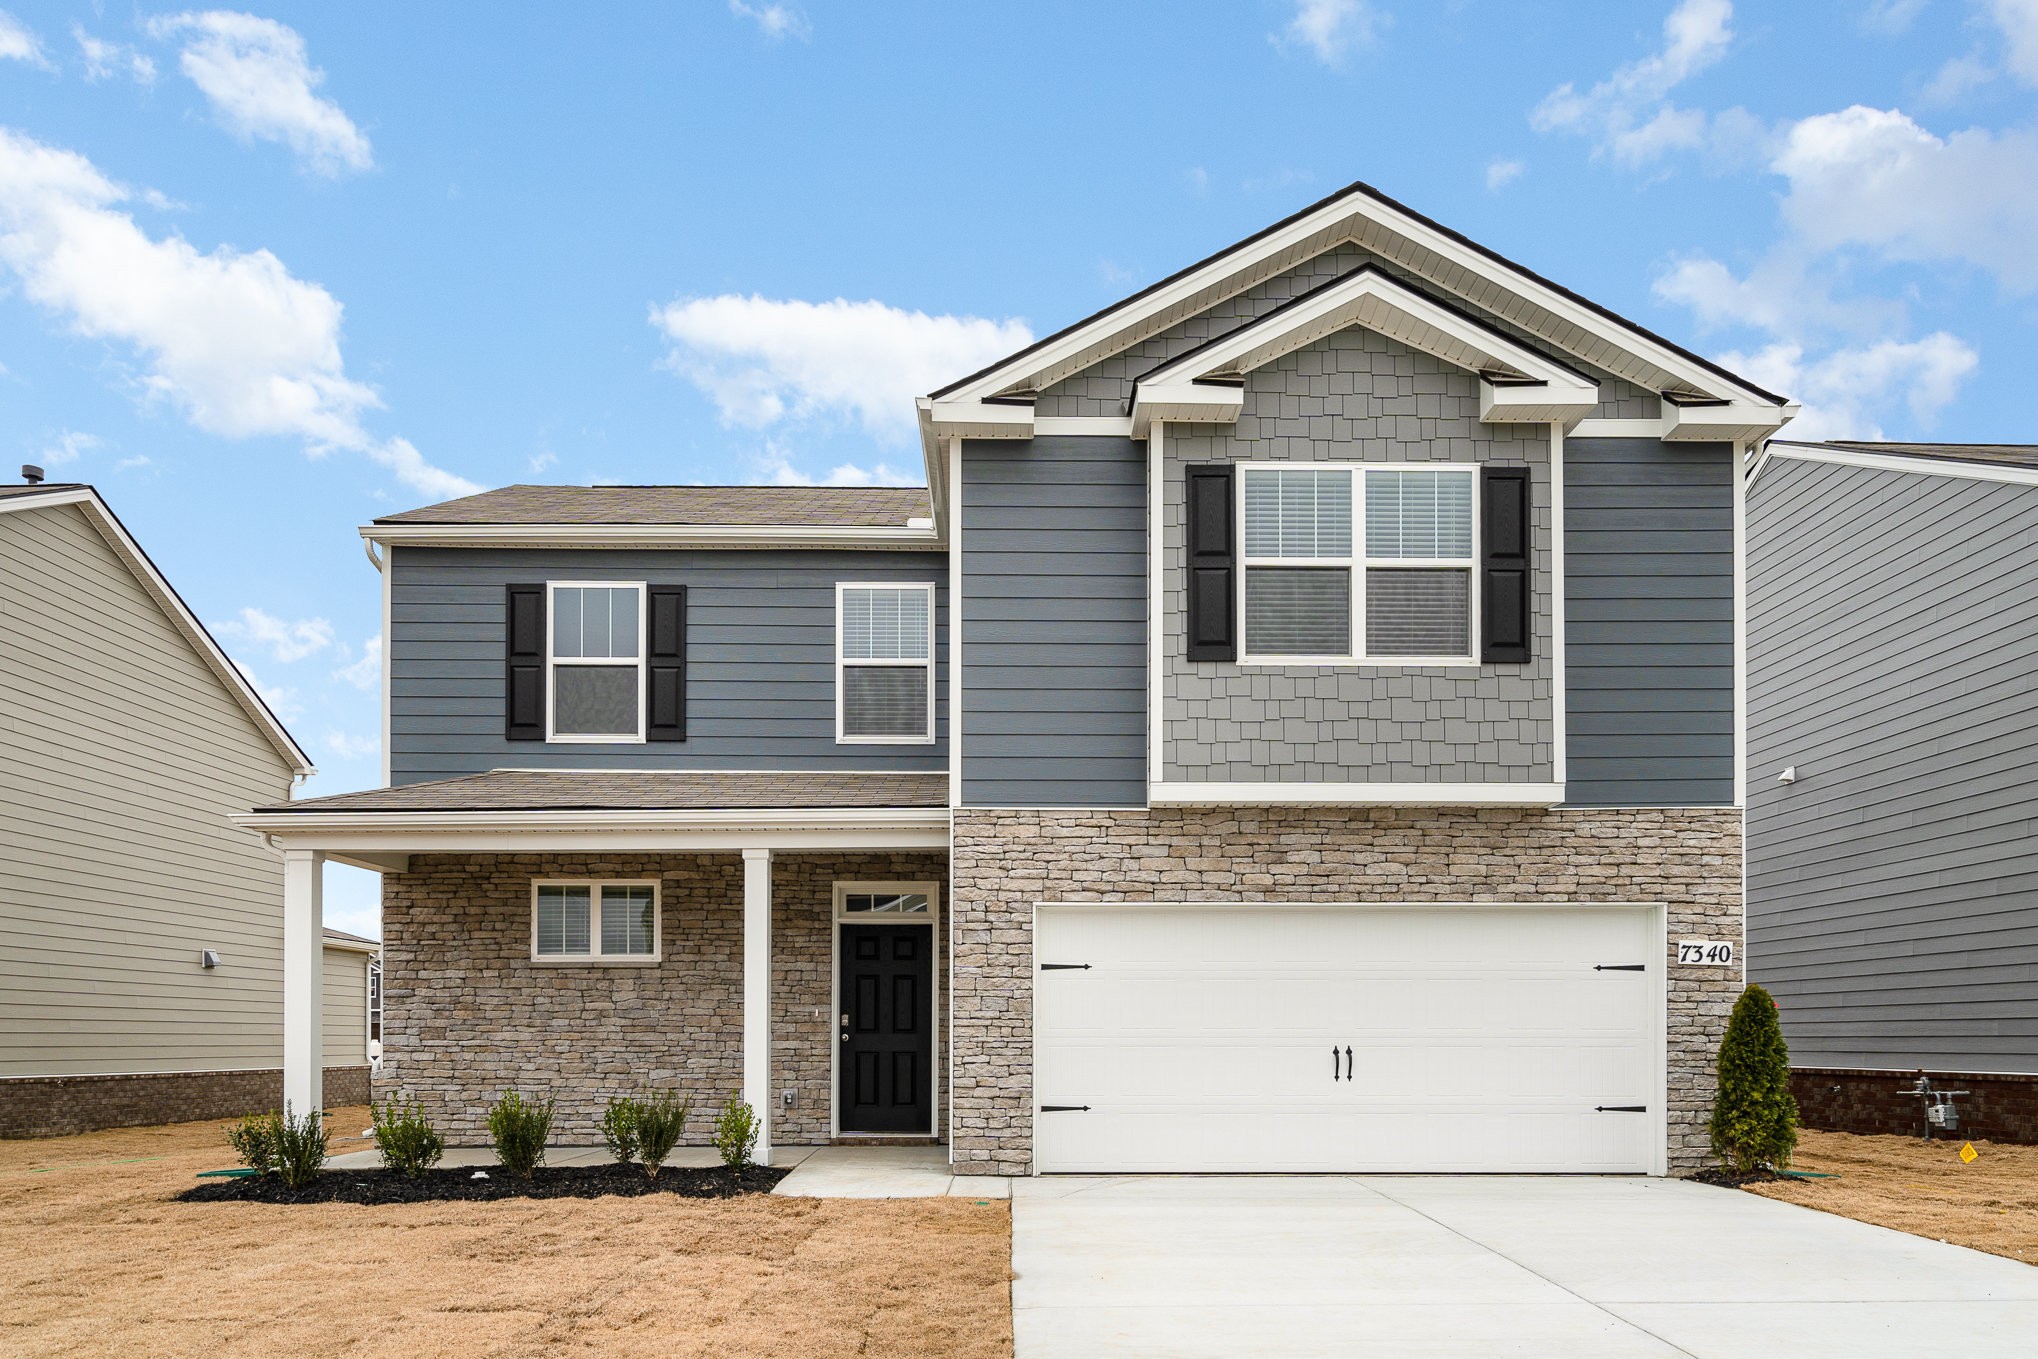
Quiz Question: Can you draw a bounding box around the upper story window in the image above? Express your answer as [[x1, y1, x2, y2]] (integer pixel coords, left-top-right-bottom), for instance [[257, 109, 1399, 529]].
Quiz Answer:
[[548, 583, 643, 742], [1241, 465, 1476, 664], [837, 583, 934, 743]]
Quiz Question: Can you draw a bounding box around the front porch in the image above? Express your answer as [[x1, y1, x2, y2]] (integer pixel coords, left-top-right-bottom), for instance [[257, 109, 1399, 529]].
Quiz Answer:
[[234, 770, 951, 1167]]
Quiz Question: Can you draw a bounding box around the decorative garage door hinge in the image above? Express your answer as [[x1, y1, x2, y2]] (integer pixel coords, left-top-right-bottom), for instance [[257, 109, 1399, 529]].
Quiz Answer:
[[1040, 963, 1092, 971], [1594, 1105, 1647, 1113], [1040, 1105, 1092, 1113], [1593, 964, 1646, 972]]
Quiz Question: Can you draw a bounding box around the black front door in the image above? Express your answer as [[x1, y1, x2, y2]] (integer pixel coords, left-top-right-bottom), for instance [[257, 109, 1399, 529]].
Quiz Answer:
[[838, 924, 932, 1133]]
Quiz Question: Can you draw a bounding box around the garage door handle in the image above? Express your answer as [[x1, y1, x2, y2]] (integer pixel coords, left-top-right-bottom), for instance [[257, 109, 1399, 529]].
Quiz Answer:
[[1332, 1045, 1341, 1081], [1594, 964, 1646, 972], [1595, 1105, 1647, 1113], [1040, 1105, 1091, 1113], [1345, 1045, 1353, 1082]]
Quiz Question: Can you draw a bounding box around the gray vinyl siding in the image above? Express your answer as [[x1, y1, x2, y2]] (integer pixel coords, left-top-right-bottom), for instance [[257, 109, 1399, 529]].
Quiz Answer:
[[1563, 438, 1735, 807], [322, 946, 374, 1068], [389, 547, 947, 782], [960, 436, 1147, 805], [1161, 327, 1555, 784], [1747, 454, 2038, 1072], [0, 503, 298, 1077]]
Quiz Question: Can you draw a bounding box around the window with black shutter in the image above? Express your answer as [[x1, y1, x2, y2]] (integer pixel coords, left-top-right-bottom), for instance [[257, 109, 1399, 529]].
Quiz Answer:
[[1185, 465, 1236, 661], [1480, 466, 1531, 664], [646, 584, 687, 742], [505, 584, 545, 740]]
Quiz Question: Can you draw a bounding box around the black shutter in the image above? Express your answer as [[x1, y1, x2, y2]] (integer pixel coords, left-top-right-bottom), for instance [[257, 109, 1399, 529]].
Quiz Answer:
[[646, 584, 687, 741], [1185, 465, 1236, 662], [505, 584, 545, 740], [1481, 467, 1531, 664]]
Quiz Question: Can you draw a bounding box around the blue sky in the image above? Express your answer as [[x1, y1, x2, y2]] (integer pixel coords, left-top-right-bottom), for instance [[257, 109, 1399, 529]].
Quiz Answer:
[[5, 0, 2037, 932]]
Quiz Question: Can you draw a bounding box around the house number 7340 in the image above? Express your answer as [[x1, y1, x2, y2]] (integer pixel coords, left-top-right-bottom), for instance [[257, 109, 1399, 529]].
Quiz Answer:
[[1677, 941, 1735, 965]]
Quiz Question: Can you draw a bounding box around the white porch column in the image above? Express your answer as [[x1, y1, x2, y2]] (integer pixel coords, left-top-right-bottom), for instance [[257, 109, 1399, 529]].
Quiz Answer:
[[741, 847, 773, 1165], [281, 849, 325, 1117]]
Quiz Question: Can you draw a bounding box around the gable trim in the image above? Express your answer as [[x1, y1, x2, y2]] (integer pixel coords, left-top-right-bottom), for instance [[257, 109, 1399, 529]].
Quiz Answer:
[[1753, 440, 2038, 490], [928, 178, 1792, 415], [0, 485, 314, 774]]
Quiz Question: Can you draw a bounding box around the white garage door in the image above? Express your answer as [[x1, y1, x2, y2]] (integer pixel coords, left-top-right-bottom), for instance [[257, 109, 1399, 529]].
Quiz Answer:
[[1033, 904, 1661, 1174]]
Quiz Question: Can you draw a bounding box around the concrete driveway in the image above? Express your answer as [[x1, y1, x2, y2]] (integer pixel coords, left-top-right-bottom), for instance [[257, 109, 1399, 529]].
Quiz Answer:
[[1012, 1175, 2038, 1358]]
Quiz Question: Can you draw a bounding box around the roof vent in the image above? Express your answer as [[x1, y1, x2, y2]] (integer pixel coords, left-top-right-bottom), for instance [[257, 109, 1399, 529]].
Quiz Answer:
[[20, 464, 44, 485]]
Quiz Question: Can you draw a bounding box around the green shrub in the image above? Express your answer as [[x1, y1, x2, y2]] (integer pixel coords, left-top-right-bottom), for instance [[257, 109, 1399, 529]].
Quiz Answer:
[[225, 1111, 279, 1176], [600, 1095, 641, 1165], [1709, 983, 1800, 1173], [372, 1095, 445, 1178], [632, 1092, 691, 1179], [713, 1093, 759, 1170], [487, 1089, 554, 1180], [273, 1104, 330, 1190]]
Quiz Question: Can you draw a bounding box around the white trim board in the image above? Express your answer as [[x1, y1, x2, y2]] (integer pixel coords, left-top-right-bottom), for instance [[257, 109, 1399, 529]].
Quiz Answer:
[[1754, 440, 2038, 489], [1148, 782, 1565, 806], [0, 484, 313, 774]]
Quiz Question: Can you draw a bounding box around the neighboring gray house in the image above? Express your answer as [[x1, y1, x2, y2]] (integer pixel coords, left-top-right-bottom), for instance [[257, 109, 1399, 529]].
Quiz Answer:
[[1748, 439, 2038, 1143], [0, 480, 378, 1137], [240, 180, 1794, 1175]]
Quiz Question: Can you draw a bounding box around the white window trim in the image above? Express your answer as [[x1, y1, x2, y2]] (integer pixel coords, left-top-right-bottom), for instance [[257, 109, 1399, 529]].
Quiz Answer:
[[545, 581, 648, 744], [830, 880, 942, 1138], [1237, 461, 1482, 667], [529, 878, 663, 965], [365, 958, 382, 1062], [835, 581, 937, 745]]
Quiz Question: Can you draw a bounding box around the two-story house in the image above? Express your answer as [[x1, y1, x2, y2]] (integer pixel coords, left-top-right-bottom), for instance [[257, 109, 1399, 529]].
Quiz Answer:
[[239, 181, 1794, 1175]]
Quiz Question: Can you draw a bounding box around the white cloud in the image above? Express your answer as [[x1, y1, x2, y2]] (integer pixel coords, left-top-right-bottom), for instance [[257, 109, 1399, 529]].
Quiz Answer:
[[114, 454, 151, 471], [1652, 253, 1901, 338], [0, 9, 47, 67], [0, 128, 476, 499], [1185, 165, 1211, 196], [323, 729, 378, 761], [1531, 0, 1735, 164], [528, 450, 558, 473], [1771, 106, 2038, 290], [749, 441, 923, 488], [729, 1, 811, 41], [1861, 0, 1928, 34], [1484, 158, 1525, 191], [1921, 52, 1997, 103], [1988, 0, 2038, 83], [39, 430, 102, 466], [650, 294, 1031, 442], [146, 11, 371, 176], [1274, 0, 1388, 67], [75, 26, 157, 83], [216, 605, 335, 663], [332, 634, 380, 690], [1720, 334, 1977, 439]]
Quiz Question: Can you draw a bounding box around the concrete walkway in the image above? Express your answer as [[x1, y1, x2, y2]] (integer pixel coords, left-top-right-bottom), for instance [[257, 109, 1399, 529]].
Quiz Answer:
[[1012, 1174, 2038, 1358], [772, 1145, 1011, 1199]]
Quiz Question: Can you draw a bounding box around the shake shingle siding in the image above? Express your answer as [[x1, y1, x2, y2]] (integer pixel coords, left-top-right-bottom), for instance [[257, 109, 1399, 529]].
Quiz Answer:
[[959, 436, 1147, 806], [388, 546, 947, 782], [1747, 453, 2038, 1072], [1563, 438, 1735, 806]]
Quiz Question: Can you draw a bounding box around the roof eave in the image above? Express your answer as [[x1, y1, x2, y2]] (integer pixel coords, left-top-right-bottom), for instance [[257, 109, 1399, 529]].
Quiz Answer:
[[360, 522, 944, 551]]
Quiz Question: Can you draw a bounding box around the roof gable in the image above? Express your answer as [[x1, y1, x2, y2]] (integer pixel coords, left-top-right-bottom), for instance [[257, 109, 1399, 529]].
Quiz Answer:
[[0, 485, 312, 774]]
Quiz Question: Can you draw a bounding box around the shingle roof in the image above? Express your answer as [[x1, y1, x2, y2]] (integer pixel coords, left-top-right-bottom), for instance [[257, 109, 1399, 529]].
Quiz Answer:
[[323, 927, 382, 949], [0, 482, 88, 500], [376, 484, 931, 527], [259, 768, 949, 815], [1815, 441, 2038, 471]]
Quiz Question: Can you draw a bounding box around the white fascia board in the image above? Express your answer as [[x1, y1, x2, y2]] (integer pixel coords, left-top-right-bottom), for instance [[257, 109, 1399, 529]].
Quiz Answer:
[[919, 397, 1035, 441], [322, 936, 384, 956], [1763, 441, 2038, 488], [1661, 401, 1797, 444], [1480, 380, 1598, 425], [0, 486, 315, 775], [234, 806, 951, 852], [1130, 384, 1244, 437], [938, 186, 1785, 412], [1148, 782, 1565, 807], [359, 522, 944, 551]]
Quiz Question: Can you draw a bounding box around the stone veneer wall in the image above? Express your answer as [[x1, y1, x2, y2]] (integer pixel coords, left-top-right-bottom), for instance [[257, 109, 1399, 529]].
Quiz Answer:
[[0, 1067, 371, 1139], [379, 851, 947, 1145], [949, 806, 1742, 1175]]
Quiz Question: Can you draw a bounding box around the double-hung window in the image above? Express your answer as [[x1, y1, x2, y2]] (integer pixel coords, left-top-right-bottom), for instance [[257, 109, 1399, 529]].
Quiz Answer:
[[1241, 465, 1477, 663], [547, 583, 644, 741], [531, 881, 659, 963], [837, 583, 934, 743]]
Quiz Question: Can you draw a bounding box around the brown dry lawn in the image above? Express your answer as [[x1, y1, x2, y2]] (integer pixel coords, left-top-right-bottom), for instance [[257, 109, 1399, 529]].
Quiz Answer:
[[1745, 1128, 2038, 1265], [0, 1107, 1012, 1359]]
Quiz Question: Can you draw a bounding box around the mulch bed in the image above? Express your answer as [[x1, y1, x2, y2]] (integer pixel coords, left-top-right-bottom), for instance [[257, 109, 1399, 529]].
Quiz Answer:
[[178, 1161, 790, 1205], [1684, 1166, 1785, 1188]]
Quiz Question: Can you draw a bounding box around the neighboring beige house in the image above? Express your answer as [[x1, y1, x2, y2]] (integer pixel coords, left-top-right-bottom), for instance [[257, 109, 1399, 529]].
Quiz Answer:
[[0, 477, 374, 1137]]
